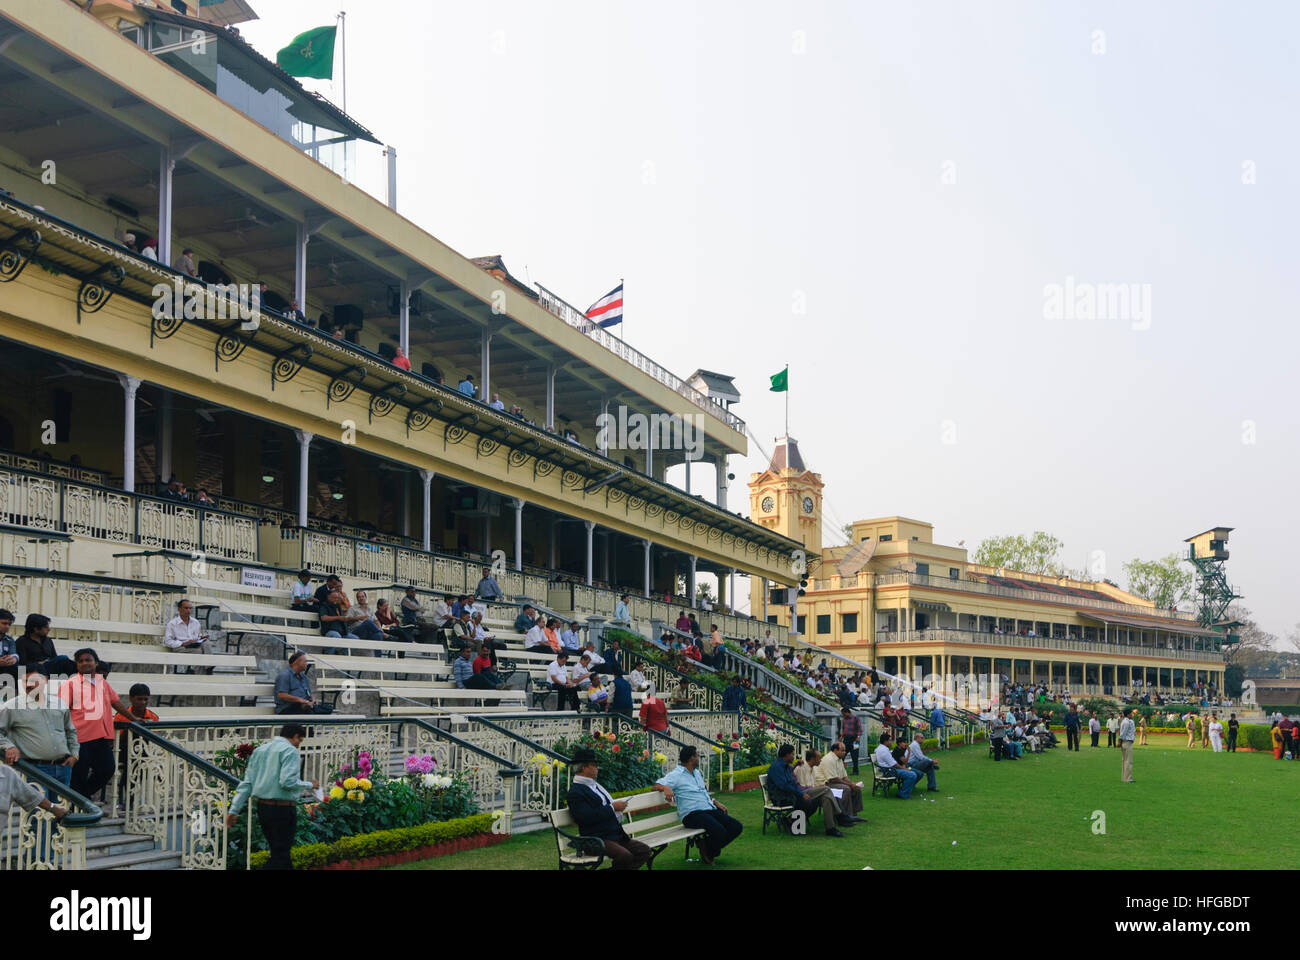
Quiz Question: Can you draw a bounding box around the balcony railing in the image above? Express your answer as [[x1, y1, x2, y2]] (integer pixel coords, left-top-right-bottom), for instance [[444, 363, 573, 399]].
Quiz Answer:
[[874, 629, 1225, 663], [872, 572, 1199, 622], [535, 284, 745, 433]]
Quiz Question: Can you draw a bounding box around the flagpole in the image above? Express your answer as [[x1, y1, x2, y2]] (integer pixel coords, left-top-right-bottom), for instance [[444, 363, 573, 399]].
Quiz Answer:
[[618, 276, 624, 341], [338, 10, 348, 179], [784, 364, 789, 441]]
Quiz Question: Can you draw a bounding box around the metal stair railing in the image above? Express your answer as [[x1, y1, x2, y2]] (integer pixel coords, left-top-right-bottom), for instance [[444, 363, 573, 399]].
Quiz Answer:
[[1, 760, 103, 870]]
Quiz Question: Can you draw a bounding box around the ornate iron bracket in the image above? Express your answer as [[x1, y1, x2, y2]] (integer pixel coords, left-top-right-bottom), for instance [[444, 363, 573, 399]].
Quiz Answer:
[[214, 321, 257, 372], [271, 343, 313, 391], [443, 413, 477, 449], [405, 399, 440, 436], [327, 366, 366, 408], [368, 381, 407, 423], [0, 228, 41, 283], [79, 262, 127, 327]]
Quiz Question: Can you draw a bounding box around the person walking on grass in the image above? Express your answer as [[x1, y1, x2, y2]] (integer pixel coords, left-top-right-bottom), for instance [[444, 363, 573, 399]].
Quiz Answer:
[[1119, 708, 1136, 783], [1271, 721, 1284, 760], [1138, 713, 1148, 746], [1185, 713, 1197, 749], [1208, 713, 1223, 753]]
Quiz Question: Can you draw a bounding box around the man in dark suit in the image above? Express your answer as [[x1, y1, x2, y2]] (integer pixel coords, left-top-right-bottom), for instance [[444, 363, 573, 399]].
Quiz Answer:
[[565, 747, 652, 870]]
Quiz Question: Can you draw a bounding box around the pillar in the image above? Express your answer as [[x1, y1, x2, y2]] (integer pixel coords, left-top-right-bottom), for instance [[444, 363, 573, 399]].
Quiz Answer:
[[294, 221, 308, 311], [549, 518, 558, 571], [584, 520, 595, 586], [761, 577, 768, 621], [715, 453, 728, 510], [157, 145, 173, 266], [480, 328, 492, 403], [511, 498, 523, 571], [157, 389, 173, 487], [400, 470, 410, 538], [688, 555, 697, 608], [598, 397, 609, 457], [386, 144, 398, 210], [418, 469, 433, 551], [642, 539, 651, 598], [118, 375, 141, 493], [545, 364, 556, 430], [684, 452, 692, 495], [645, 418, 654, 476], [601, 532, 611, 583], [398, 281, 411, 355], [728, 568, 736, 615], [293, 429, 313, 527]]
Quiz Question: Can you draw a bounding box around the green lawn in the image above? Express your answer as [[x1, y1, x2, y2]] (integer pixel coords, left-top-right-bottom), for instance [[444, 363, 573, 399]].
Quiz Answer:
[[390, 741, 1300, 870]]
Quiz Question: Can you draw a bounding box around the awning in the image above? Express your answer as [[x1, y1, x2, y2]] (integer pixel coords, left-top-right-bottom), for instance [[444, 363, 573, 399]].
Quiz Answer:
[[1077, 612, 1220, 638], [912, 600, 951, 613]]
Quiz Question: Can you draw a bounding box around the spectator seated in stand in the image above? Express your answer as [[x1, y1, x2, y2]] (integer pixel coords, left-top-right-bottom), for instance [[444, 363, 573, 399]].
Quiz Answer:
[[816, 740, 866, 820], [427, 592, 453, 628], [473, 645, 503, 688], [453, 644, 498, 690], [15, 613, 76, 677], [524, 614, 557, 654], [628, 661, 649, 692], [274, 651, 332, 715], [376, 598, 415, 644], [873, 731, 922, 798], [547, 652, 580, 711], [560, 621, 584, 654], [586, 674, 609, 712], [290, 569, 318, 612], [514, 604, 539, 634]]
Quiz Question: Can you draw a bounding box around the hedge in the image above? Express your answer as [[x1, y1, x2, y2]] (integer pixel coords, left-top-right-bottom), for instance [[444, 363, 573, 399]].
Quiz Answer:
[[248, 812, 496, 870]]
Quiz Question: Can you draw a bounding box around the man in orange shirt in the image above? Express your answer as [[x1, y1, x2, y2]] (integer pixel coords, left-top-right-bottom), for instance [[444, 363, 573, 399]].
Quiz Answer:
[[113, 683, 160, 725], [60, 648, 134, 800]]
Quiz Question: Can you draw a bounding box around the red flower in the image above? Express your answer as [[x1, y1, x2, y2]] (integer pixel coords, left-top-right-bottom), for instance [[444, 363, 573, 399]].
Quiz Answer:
[[612, 744, 621, 754], [235, 743, 255, 759]]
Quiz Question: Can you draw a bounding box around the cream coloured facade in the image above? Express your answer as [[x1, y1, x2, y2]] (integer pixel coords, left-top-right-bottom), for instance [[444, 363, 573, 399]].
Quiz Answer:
[[749, 439, 1225, 697]]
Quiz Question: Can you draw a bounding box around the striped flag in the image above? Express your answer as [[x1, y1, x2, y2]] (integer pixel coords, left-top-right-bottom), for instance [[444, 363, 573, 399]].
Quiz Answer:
[[585, 283, 624, 329]]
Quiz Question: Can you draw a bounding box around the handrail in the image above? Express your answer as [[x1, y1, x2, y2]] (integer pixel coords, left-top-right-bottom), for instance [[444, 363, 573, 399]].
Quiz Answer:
[[0, 562, 189, 593], [876, 628, 1224, 662], [714, 645, 837, 716], [142, 716, 523, 778], [12, 759, 103, 826], [114, 719, 240, 786], [461, 714, 572, 763]]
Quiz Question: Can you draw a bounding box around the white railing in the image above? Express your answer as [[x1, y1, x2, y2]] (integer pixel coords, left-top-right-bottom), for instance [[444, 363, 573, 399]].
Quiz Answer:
[[873, 571, 1200, 622], [875, 629, 1225, 663], [535, 284, 745, 433]]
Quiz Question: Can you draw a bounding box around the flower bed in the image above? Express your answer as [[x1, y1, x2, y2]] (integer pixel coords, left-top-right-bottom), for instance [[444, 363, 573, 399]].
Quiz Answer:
[[225, 746, 481, 866], [248, 813, 499, 870]]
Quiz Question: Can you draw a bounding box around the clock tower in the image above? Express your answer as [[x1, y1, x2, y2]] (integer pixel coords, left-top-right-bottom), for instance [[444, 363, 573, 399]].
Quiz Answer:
[[748, 436, 824, 558]]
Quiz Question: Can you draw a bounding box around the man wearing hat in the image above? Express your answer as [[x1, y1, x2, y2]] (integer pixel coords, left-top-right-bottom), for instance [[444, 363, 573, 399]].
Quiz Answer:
[[565, 747, 653, 870]]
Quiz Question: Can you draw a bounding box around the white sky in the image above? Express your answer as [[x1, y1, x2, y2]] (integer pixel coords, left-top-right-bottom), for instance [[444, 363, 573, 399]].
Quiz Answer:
[[240, 1, 1297, 642]]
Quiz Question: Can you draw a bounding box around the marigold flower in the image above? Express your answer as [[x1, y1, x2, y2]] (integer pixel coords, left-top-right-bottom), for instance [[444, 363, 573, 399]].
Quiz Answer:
[[358, 778, 372, 790], [329, 786, 345, 800], [343, 777, 359, 790]]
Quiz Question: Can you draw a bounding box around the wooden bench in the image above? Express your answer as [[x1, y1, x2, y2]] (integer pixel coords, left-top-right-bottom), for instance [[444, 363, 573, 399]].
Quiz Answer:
[[51, 639, 257, 673], [548, 789, 705, 870], [51, 618, 165, 641]]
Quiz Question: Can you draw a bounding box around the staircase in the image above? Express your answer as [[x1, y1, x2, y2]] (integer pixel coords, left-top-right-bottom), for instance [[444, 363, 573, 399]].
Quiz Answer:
[[84, 817, 181, 870]]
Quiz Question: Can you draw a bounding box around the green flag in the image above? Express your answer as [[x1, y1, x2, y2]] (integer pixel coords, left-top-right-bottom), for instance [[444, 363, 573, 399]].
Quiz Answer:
[[769, 367, 788, 392], [276, 25, 337, 79]]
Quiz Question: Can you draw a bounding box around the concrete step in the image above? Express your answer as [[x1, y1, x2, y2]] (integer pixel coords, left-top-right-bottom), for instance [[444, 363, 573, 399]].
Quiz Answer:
[[86, 832, 157, 860], [84, 847, 184, 870]]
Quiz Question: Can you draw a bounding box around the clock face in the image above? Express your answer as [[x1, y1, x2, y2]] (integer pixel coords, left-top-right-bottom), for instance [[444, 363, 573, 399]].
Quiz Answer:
[[802, 496, 815, 514], [761, 496, 775, 513]]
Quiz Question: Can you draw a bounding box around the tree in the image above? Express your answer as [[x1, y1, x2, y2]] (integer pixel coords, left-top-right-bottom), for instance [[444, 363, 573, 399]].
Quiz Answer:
[[971, 532, 1066, 576], [1289, 622, 1300, 654], [1123, 554, 1194, 610], [1220, 604, 1275, 669]]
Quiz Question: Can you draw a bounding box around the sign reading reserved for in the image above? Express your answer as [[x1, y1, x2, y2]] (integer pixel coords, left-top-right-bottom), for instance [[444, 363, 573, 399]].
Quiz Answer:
[[241, 567, 276, 590]]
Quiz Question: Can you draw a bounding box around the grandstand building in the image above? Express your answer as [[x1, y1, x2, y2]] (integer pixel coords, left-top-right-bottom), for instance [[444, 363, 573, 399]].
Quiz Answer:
[[0, 0, 801, 634], [748, 438, 1227, 698]]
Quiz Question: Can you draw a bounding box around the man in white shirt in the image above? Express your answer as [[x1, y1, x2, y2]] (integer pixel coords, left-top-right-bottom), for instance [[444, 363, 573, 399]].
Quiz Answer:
[[163, 599, 207, 656], [581, 642, 605, 669], [628, 663, 649, 691], [525, 621, 554, 654], [430, 595, 453, 629], [872, 732, 921, 799], [816, 741, 866, 819], [1118, 708, 1137, 782], [571, 653, 594, 691], [1105, 714, 1119, 748], [546, 652, 579, 711], [906, 733, 940, 791]]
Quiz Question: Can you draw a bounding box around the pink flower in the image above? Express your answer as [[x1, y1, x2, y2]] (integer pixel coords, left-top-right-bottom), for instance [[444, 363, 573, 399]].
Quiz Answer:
[[341, 763, 352, 774], [334, 779, 343, 787]]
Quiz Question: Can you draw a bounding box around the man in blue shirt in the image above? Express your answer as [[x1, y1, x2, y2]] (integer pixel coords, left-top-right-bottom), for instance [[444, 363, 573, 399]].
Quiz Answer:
[[452, 645, 496, 690], [653, 745, 743, 865], [457, 374, 476, 398], [613, 594, 630, 623], [475, 568, 502, 601], [609, 669, 633, 718], [766, 744, 852, 836], [514, 605, 539, 634], [721, 676, 747, 712], [930, 703, 946, 746]]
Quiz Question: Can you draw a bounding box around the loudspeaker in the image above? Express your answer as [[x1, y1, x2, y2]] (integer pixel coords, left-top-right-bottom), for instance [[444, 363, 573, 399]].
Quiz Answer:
[[334, 304, 363, 330], [53, 389, 72, 443]]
